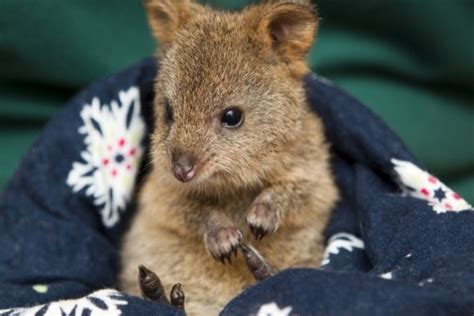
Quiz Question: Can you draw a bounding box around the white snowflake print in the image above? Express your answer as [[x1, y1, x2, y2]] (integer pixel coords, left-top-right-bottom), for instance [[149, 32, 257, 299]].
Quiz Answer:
[[380, 271, 393, 280], [67, 87, 146, 227], [392, 159, 472, 213], [257, 302, 293, 316], [321, 233, 365, 266], [0, 289, 127, 316]]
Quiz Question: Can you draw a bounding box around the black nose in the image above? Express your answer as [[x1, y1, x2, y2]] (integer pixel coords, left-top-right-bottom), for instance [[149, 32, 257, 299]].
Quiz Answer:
[[171, 153, 197, 182]]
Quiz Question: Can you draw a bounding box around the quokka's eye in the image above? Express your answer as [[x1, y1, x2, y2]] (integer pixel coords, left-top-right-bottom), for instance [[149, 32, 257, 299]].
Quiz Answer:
[[221, 107, 244, 129], [164, 100, 174, 124]]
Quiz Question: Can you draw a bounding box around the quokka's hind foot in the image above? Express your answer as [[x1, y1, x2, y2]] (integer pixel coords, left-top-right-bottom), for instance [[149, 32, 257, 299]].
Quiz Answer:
[[170, 283, 185, 310], [138, 265, 185, 310], [138, 265, 169, 304], [240, 243, 278, 281]]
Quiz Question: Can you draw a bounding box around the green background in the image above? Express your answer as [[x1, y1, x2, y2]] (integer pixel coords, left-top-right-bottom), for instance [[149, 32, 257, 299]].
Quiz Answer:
[[0, 0, 473, 201]]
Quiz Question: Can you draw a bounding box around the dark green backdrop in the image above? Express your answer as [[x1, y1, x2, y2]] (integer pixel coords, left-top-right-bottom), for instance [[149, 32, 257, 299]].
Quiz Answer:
[[0, 0, 473, 201]]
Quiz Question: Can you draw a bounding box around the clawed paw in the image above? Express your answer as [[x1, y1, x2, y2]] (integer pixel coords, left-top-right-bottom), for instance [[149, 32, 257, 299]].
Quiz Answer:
[[246, 202, 279, 240], [206, 227, 243, 264]]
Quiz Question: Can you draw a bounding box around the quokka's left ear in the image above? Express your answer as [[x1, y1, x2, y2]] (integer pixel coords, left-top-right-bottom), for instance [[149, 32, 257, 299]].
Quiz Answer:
[[248, 1, 319, 75]]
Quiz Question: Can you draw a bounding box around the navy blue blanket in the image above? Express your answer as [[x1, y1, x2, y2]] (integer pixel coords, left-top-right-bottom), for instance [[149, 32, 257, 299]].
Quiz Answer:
[[0, 58, 473, 316]]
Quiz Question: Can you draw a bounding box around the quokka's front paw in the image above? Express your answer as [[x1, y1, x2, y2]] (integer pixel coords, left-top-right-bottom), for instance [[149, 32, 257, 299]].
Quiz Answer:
[[205, 227, 243, 264], [246, 197, 280, 240]]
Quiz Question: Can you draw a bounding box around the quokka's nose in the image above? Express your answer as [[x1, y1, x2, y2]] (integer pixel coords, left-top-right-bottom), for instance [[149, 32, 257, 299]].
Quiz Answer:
[[171, 153, 197, 182]]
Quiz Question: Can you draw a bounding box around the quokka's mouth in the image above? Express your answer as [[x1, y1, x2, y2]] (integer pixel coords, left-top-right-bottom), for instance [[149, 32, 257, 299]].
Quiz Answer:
[[171, 161, 206, 183]]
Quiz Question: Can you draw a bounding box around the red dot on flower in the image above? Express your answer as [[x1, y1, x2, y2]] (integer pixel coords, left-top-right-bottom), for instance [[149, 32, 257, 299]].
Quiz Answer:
[[126, 164, 132, 171], [420, 188, 430, 196], [129, 148, 136, 156], [111, 169, 118, 177], [107, 145, 113, 152], [118, 138, 125, 147], [428, 176, 437, 184], [444, 203, 453, 210], [453, 193, 461, 200], [102, 158, 109, 166]]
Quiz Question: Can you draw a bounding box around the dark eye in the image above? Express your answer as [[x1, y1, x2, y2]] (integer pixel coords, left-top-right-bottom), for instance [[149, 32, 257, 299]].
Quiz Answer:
[[164, 99, 174, 124], [221, 107, 244, 128]]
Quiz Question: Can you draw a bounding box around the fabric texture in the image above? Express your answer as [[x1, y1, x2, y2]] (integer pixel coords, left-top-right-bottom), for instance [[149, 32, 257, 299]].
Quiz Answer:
[[0, 0, 473, 201], [0, 58, 472, 315]]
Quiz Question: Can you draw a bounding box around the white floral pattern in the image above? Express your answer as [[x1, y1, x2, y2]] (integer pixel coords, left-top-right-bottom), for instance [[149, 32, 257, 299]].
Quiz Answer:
[[321, 233, 365, 266], [67, 87, 146, 227], [257, 302, 293, 316], [392, 159, 472, 213], [0, 289, 127, 316]]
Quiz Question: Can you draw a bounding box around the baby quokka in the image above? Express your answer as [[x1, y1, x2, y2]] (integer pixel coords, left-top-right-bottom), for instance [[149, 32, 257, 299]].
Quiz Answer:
[[119, 0, 338, 314]]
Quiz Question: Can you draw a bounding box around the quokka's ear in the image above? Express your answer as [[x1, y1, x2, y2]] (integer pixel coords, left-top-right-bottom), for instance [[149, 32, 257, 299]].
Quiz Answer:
[[145, 0, 193, 45], [253, 1, 319, 71]]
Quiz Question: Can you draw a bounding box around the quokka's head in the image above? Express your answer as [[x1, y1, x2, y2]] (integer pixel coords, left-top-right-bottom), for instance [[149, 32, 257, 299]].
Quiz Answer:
[[146, 0, 319, 193]]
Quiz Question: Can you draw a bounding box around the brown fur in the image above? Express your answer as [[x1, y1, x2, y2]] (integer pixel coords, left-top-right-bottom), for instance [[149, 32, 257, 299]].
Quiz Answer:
[[119, 1, 338, 315]]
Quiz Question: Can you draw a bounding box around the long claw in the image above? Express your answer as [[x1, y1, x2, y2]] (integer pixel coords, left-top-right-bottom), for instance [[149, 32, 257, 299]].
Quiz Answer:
[[249, 225, 269, 241], [232, 246, 238, 257], [222, 252, 231, 264], [256, 228, 262, 240]]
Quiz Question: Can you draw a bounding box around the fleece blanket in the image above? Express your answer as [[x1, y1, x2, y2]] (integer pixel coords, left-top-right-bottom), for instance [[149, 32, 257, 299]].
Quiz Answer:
[[0, 58, 472, 316]]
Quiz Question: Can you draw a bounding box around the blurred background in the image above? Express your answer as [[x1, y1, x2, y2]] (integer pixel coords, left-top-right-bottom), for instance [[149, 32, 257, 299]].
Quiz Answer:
[[0, 0, 473, 201]]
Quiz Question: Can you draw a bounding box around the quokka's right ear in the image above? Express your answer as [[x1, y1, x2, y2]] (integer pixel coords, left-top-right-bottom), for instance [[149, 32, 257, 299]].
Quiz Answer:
[[145, 0, 193, 45]]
